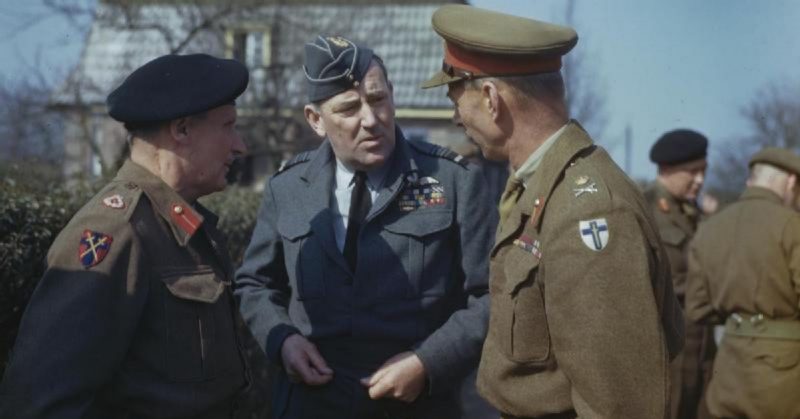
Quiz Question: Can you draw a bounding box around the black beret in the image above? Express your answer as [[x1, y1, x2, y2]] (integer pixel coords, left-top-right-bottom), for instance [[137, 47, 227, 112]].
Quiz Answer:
[[106, 54, 249, 124], [749, 147, 800, 175], [303, 35, 374, 103], [649, 129, 709, 165]]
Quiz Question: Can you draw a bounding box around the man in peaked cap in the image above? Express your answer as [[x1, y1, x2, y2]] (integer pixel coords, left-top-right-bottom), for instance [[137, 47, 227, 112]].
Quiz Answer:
[[644, 129, 716, 419], [687, 147, 800, 419], [235, 35, 495, 419], [424, 5, 684, 418], [0, 54, 254, 418]]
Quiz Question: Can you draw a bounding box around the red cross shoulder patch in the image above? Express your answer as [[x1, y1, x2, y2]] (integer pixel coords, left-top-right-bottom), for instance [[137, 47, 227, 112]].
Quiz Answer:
[[78, 229, 113, 268]]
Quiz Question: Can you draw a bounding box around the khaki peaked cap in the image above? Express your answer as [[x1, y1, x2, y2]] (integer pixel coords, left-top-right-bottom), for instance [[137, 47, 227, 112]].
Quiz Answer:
[[422, 4, 578, 88], [749, 147, 800, 175]]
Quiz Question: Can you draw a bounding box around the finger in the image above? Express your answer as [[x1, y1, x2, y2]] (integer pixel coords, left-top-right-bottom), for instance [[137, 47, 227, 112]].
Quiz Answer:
[[304, 345, 334, 375], [359, 375, 372, 387], [368, 365, 390, 386], [367, 376, 391, 400]]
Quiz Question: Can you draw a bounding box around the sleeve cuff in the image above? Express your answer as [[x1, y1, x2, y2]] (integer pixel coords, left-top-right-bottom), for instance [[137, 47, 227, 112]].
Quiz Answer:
[[266, 324, 300, 364]]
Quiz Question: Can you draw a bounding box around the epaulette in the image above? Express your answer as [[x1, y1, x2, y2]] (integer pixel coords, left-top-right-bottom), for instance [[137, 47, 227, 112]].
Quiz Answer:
[[276, 150, 314, 175], [97, 182, 144, 222], [407, 140, 468, 168]]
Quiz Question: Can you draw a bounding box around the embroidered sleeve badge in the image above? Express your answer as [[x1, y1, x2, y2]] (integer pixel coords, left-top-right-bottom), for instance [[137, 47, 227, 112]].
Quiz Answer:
[[78, 229, 114, 268], [578, 218, 609, 251]]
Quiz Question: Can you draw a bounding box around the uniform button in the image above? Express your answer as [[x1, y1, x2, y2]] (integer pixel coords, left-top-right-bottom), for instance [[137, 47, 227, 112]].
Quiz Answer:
[[173, 205, 184, 215]]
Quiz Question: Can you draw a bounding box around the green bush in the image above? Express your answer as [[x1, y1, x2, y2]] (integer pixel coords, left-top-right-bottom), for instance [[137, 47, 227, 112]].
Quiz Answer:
[[0, 164, 263, 376], [200, 186, 262, 266]]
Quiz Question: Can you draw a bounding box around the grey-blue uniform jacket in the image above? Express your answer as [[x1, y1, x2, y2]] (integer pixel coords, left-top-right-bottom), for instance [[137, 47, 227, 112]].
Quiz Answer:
[[235, 127, 495, 393]]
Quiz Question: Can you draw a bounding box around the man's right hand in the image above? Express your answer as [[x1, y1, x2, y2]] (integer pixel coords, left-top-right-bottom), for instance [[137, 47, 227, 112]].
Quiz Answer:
[[280, 334, 334, 385]]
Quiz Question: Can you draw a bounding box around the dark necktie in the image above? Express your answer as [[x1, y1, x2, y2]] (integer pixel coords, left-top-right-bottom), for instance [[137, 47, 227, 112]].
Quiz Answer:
[[344, 171, 371, 271]]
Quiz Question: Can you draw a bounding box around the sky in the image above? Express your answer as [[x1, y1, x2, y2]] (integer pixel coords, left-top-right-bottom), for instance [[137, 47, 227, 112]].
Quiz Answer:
[[1, 0, 798, 180]]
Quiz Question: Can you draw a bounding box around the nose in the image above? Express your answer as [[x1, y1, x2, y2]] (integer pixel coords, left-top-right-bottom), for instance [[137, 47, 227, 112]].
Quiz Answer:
[[695, 170, 705, 186], [361, 104, 378, 129], [232, 131, 247, 156]]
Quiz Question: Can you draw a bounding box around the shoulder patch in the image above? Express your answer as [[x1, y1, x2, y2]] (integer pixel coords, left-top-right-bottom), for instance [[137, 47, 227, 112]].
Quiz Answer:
[[276, 151, 314, 175], [407, 140, 468, 168], [78, 229, 114, 268]]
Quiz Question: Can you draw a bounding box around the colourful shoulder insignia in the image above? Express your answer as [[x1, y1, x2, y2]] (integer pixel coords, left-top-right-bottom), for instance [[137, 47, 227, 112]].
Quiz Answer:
[[407, 140, 468, 167], [277, 151, 314, 174], [578, 218, 609, 251], [658, 197, 670, 213], [79, 229, 113, 268]]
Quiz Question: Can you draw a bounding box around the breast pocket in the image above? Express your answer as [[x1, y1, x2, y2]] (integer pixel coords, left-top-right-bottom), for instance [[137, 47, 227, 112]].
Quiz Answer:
[[381, 209, 453, 299], [493, 245, 551, 364], [159, 266, 238, 382], [277, 219, 325, 300]]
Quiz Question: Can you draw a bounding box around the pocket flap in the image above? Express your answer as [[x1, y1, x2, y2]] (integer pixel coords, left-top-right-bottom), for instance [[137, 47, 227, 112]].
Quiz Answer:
[[161, 268, 227, 303], [384, 209, 452, 237], [503, 245, 541, 295], [277, 216, 312, 241]]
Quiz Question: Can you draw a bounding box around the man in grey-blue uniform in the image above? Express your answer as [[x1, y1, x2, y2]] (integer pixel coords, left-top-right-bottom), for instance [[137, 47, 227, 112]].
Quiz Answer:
[[235, 35, 495, 419]]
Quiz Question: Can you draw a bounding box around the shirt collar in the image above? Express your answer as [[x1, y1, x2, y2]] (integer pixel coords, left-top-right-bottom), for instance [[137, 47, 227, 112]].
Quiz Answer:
[[514, 124, 568, 185], [334, 157, 391, 190]]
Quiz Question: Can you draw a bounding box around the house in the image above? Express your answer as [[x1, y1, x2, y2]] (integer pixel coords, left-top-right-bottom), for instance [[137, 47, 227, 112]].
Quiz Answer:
[[50, 0, 491, 189]]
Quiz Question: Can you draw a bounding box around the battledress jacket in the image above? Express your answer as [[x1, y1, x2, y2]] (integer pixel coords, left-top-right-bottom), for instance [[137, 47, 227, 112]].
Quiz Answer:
[[477, 121, 684, 419], [0, 161, 248, 419], [686, 186, 800, 419], [234, 128, 495, 393]]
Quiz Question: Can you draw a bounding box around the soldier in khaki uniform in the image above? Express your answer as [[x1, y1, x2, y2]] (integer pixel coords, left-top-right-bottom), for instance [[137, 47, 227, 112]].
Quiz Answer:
[[644, 130, 716, 419], [423, 5, 684, 418], [687, 147, 800, 419], [0, 54, 252, 418]]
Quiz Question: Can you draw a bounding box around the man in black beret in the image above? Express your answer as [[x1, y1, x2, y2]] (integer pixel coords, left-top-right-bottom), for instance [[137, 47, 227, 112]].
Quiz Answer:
[[235, 35, 495, 419], [643, 128, 715, 419], [0, 54, 253, 418]]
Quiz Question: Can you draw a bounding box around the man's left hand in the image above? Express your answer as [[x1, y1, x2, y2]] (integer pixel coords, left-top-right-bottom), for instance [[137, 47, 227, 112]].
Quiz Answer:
[[360, 351, 427, 402]]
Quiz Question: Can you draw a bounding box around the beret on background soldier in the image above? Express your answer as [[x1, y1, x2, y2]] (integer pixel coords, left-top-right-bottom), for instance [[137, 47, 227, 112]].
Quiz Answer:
[[649, 129, 709, 166], [749, 146, 800, 175], [106, 53, 249, 125], [421, 4, 578, 88], [303, 35, 385, 102]]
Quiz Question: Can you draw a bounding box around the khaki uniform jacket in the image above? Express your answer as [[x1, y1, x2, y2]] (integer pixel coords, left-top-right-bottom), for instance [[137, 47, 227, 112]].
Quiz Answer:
[[643, 182, 700, 299], [687, 186, 800, 419], [0, 161, 248, 419], [477, 122, 684, 419], [644, 183, 715, 419]]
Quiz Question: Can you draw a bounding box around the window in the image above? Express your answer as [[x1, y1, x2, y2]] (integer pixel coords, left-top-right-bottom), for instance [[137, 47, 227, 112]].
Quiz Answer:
[[225, 26, 271, 67]]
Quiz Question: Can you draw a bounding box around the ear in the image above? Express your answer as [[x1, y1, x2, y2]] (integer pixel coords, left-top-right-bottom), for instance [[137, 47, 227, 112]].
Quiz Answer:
[[787, 173, 797, 193], [304, 104, 326, 138], [169, 117, 191, 144], [480, 80, 502, 122]]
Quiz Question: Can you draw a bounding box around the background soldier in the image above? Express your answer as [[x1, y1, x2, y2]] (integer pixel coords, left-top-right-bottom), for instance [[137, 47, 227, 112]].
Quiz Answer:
[[0, 54, 252, 418], [423, 5, 684, 418], [644, 129, 716, 419], [235, 35, 495, 419], [687, 147, 800, 419]]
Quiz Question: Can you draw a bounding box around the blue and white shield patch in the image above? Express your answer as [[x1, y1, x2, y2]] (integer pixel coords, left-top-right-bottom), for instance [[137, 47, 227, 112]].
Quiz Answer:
[[578, 218, 609, 251]]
